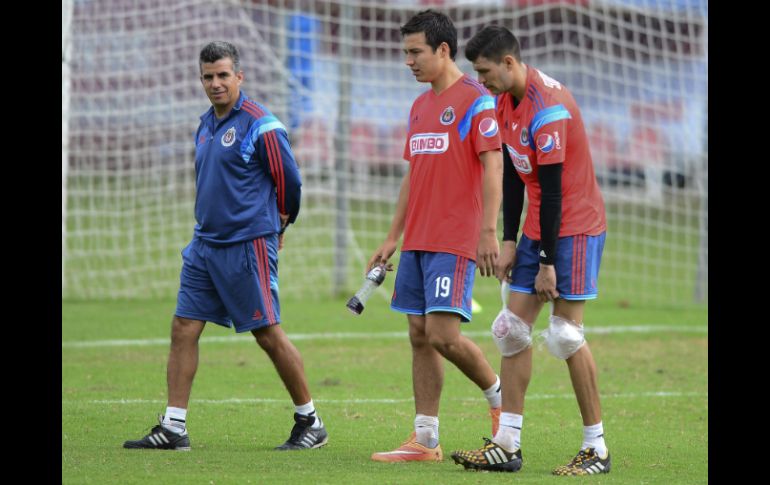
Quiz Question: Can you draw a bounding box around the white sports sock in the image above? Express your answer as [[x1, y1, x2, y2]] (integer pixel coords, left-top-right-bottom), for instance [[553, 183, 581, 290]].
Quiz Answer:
[[414, 414, 439, 449], [162, 406, 187, 435], [295, 400, 323, 429], [493, 412, 522, 451], [483, 375, 502, 409], [582, 422, 607, 457]]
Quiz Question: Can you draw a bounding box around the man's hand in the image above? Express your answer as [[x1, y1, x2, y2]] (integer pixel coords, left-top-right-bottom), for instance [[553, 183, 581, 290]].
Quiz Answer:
[[535, 263, 559, 302], [495, 240, 517, 283], [476, 229, 499, 277], [278, 213, 289, 251], [367, 240, 398, 274]]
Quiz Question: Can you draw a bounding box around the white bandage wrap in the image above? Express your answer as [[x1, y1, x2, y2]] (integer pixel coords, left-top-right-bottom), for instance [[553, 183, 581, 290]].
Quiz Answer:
[[491, 308, 532, 357], [541, 315, 585, 359]]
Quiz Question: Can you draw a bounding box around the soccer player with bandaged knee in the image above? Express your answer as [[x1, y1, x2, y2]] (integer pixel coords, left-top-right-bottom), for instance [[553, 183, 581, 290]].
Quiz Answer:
[[451, 25, 611, 476]]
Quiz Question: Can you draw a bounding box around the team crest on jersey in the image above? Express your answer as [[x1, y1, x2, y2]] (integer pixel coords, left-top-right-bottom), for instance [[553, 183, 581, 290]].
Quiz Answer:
[[439, 106, 455, 125], [520, 127, 529, 146], [479, 117, 499, 137], [221, 126, 236, 147], [505, 143, 532, 174], [410, 133, 449, 155]]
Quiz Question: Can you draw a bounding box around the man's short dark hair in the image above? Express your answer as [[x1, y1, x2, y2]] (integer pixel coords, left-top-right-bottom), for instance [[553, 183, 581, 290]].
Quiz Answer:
[[465, 25, 521, 64], [199, 41, 241, 73], [400, 9, 457, 60]]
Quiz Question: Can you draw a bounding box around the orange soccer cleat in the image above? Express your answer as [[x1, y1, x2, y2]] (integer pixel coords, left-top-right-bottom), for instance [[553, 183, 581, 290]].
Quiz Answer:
[[371, 432, 443, 462]]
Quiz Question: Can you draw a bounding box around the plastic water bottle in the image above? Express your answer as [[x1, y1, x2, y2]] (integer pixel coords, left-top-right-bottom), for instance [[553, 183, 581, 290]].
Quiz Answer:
[[346, 264, 387, 315]]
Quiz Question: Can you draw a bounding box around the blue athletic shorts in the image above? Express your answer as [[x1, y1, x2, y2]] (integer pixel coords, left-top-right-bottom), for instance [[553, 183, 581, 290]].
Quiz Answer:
[[509, 232, 606, 300], [391, 250, 476, 322], [175, 235, 281, 332]]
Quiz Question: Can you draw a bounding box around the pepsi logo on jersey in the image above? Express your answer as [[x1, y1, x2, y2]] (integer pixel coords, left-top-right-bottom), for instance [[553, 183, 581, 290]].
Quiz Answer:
[[478, 117, 499, 137], [537, 132, 561, 153]]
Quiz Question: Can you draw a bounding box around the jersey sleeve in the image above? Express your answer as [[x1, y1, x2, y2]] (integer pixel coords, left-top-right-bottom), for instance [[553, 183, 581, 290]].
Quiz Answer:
[[459, 94, 501, 157], [530, 104, 571, 166], [260, 127, 302, 224], [243, 117, 303, 224]]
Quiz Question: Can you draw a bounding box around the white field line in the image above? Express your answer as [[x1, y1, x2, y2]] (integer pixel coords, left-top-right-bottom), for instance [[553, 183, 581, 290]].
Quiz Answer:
[[62, 325, 707, 349], [66, 391, 707, 406]]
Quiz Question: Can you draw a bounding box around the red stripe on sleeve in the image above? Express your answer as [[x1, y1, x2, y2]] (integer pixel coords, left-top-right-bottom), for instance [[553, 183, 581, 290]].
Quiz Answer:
[[264, 131, 285, 213], [267, 131, 286, 214]]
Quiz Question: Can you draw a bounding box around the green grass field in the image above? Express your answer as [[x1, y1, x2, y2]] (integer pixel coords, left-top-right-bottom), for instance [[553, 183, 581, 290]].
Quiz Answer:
[[62, 285, 707, 484]]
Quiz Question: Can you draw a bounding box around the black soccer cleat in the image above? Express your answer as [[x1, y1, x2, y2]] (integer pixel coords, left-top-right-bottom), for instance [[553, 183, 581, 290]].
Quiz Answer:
[[552, 447, 611, 476], [274, 413, 329, 450], [123, 417, 191, 451], [450, 437, 523, 472]]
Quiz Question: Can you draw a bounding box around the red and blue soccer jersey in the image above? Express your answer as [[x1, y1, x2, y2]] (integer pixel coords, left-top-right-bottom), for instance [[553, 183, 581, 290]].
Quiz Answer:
[[401, 74, 502, 261], [497, 66, 606, 239]]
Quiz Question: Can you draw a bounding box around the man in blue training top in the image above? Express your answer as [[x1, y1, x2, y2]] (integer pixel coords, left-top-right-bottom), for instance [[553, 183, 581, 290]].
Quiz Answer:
[[124, 41, 328, 452]]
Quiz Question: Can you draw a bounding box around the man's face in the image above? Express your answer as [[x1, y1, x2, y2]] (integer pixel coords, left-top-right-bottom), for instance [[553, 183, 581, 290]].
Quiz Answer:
[[472, 55, 511, 95], [403, 32, 444, 83], [200, 58, 243, 112]]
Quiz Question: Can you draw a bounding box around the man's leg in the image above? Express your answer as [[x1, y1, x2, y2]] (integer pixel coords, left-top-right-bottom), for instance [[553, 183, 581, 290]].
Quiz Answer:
[[550, 299, 603, 426], [253, 324, 328, 451], [123, 315, 203, 450], [449, 291, 542, 471], [550, 299, 611, 475], [425, 311, 503, 436], [566, 343, 601, 422], [408, 314, 444, 418], [167, 316, 206, 409], [423, 312, 496, 391], [252, 324, 310, 405], [499, 292, 543, 419], [370, 314, 445, 462]]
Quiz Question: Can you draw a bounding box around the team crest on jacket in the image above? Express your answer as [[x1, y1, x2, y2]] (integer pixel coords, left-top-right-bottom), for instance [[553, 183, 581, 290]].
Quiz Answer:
[[221, 126, 236, 147], [520, 127, 529, 146], [440, 106, 455, 125], [479, 117, 499, 137]]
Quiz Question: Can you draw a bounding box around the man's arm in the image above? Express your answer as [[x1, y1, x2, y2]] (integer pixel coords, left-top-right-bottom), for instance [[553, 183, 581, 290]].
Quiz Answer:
[[478, 149, 503, 277], [366, 166, 410, 273], [262, 128, 302, 229], [534, 162, 563, 301], [496, 147, 525, 282]]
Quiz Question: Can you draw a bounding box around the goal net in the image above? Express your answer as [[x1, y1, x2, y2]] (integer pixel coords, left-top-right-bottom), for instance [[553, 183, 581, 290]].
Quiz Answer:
[[63, 0, 708, 306]]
